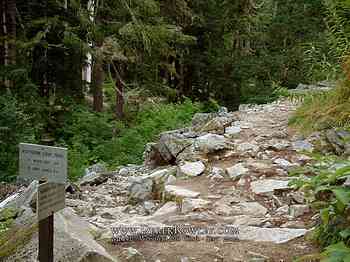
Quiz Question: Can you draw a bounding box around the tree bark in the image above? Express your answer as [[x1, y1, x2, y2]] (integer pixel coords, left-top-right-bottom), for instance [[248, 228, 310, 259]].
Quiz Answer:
[[114, 63, 124, 119], [0, 0, 5, 67], [0, 0, 5, 88], [6, 0, 15, 66], [92, 54, 104, 112]]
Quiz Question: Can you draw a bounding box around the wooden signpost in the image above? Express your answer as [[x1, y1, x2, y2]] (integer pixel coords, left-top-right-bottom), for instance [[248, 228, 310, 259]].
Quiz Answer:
[[18, 143, 67, 262]]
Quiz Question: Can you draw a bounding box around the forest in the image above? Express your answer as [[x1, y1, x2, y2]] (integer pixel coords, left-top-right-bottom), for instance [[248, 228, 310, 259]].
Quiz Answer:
[[1, 0, 340, 182], [3, 0, 350, 261]]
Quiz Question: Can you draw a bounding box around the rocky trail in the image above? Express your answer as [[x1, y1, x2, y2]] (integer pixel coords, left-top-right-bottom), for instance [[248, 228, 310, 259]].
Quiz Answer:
[[1, 99, 321, 262]]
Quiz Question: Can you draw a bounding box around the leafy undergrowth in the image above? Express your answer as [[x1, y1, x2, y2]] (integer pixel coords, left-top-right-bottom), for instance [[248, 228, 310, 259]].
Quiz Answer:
[[289, 80, 350, 134], [56, 99, 204, 181], [0, 207, 38, 259], [290, 154, 350, 261], [0, 223, 38, 259]]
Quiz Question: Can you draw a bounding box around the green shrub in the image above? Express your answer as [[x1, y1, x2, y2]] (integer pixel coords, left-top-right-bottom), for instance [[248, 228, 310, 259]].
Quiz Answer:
[[93, 99, 202, 170], [58, 99, 202, 180], [0, 94, 39, 182], [290, 155, 350, 261]]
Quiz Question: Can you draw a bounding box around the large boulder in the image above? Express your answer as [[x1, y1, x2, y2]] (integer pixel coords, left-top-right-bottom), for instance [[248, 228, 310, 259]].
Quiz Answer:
[[128, 176, 154, 202], [4, 208, 117, 262], [156, 129, 195, 163], [85, 163, 107, 177], [128, 167, 178, 203], [79, 163, 114, 187], [143, 142, 166, 167], [194, 134, 232, 153], [325, 129, 350, 155], [192, 113, 216, 127]]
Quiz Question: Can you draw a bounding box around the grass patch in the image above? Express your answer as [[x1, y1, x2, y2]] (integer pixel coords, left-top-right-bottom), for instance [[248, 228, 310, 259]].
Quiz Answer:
[[0, 223, 38, 259], [289, 80, 350, 133]]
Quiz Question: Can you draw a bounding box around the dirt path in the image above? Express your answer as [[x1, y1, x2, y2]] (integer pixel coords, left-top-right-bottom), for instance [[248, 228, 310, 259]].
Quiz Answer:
[[71, 99, 319, 262]]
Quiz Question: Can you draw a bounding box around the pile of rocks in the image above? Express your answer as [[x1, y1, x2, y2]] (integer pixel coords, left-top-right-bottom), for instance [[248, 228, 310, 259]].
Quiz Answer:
[[1, 99, 329, 261]]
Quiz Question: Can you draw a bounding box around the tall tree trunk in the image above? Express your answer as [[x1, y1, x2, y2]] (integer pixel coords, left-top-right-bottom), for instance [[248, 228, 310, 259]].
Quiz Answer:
[[114, 63, 124, 119], [0, 0, 5, 87], [92, 53, 104, 112], [174, 54, 185, 98], [6, 0, 15, 66]]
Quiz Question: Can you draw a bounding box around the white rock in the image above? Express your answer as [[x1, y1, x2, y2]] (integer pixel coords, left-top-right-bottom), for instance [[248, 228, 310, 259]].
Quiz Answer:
[[0, 180, 38, 210], [250, 179, 290, 195], [289, 205, 309, 218], [164, 185, 200, 198], [84, 163, 107, 177], [147, 168, 176, 181], [182, 198, 211, 213], [225, 126, 241, 137], [195, 134, 231, 153], [239, 226, 307, 244], [128, 176, 153, 202], [231, 202, 267, 216], [274, 158, 296, 170], [151, 202, 178, 220], [178, 161, 205, 177], [226, 163, 249, 180], [237, 143, 259, 153]]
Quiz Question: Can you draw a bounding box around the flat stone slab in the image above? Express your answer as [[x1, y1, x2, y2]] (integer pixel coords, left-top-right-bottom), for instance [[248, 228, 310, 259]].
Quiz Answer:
[[164, 185, 200, 198], [239, 226, 307, 244], [231, 202, 268, 216], [182, 198, 211, 213], [250, 179, 290, 195], [226, 163, 249, 180], [222, 215, 268, 226], [178, 161, 205, 177]]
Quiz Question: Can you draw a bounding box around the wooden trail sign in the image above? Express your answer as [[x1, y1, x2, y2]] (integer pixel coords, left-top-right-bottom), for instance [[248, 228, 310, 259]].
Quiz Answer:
[[18, 143, 67, 185], [37, 182, 65, 221], [18, 143, 68, 262]]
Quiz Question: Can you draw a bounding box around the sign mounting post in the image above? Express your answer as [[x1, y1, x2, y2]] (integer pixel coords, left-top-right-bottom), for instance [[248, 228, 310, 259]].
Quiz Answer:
[[18, 143, 67, 262]]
